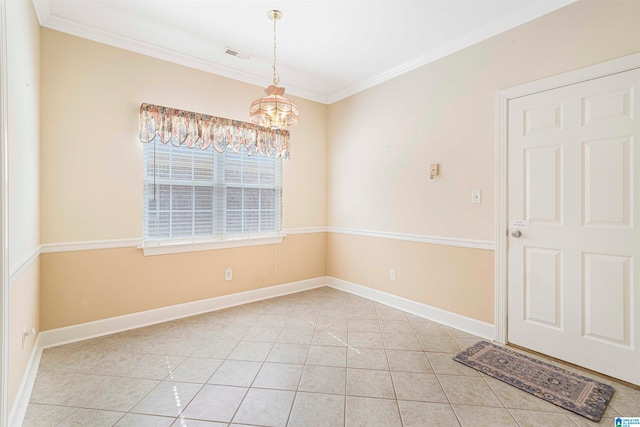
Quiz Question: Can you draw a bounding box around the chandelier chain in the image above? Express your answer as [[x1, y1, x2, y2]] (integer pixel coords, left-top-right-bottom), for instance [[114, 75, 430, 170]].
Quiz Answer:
[[272, 12, 279, 85]]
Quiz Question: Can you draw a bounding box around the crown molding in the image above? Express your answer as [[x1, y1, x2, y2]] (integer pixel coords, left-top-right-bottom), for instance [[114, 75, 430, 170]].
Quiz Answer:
[[327, 0, 577, 103], [33, 0, 575, 106], [31, 2, 329, 104]]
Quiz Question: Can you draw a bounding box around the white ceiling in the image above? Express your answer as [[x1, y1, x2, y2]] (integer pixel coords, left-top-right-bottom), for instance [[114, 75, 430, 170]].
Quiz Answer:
[[33, 0, 576, 104]]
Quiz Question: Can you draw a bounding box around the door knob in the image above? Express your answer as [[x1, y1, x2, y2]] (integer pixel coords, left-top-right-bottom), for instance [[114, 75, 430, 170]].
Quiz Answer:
[[511, 230, 522, 238]]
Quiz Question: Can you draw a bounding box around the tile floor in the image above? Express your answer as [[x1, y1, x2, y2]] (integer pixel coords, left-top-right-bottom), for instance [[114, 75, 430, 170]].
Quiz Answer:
[[23, 287, 639, 426]]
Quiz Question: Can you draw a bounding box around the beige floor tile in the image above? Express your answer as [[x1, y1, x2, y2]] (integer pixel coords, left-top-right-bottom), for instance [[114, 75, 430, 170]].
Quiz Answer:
[[508, 409, 577, 427], [208, 359, 261, 387], [152, 337, 205, 357], [608, 384, 640, 415], [286, 308, 319, 319], [56, 408, 124, 427], [418, 335, 462, 353], [181, 385, 247, 422], [453, 336, 485, 350], [258, 314, 289, 327], [306, 345, 347, 367], [347, 319, 380, 333], [32, 287, 626, 427], [169, 357, 222, 383], [453, 404, 519, 427], [242, 325, 282, 342], [83, 351, 150, 376], [298, 365, 346, 394], [427, 352, 480, 376], [566, 412, 617, 427], [398, 401, 461, 427], [124, 354, 186, 380], [374, 305, 408, 321], [391, 372, 448, 403], [348, 331, 384, 349], [348, 308, 378, 320], [410, 322, 450, 337], [386, 350, 433, 373], [232, 388, 295, 427], [316, 316, 349, 331], [382, 333, 423, 351], [347, 368, 395, 399], [266, 343, 310, 363], [130, 381, 201, 417], [438, 375, 503, 407], [226, 340, 273, 361], [276, 327, 315, 344], [345, 396, 402, 427], [190, 337, 240, 359], [288, 392, 345, 427], [114, 413, 175, 426], [347, 347, 389, 370], [85, 377, 160, 411], [380, 320, 414, 334], [38, 347, 107, 373], [443, 326, 478, 338], [312, 329, 349, 346], [173, 419, 227, 427], [252, 362, 303, 390], [207, 324, 250, 341], [30, 370, 118, 406], [22, 404, 77, 427]]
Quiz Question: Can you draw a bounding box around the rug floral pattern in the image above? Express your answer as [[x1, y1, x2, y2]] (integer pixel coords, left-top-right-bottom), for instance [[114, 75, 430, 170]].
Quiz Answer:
[[453, 341, 615, 422]]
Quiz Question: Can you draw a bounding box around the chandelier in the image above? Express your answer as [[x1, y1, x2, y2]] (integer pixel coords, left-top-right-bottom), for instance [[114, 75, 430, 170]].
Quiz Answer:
[[249, 10, 299, 130]]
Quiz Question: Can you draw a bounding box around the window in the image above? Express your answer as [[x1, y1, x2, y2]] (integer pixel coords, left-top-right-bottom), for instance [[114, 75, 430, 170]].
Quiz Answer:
[[143, 138, 282, 251]]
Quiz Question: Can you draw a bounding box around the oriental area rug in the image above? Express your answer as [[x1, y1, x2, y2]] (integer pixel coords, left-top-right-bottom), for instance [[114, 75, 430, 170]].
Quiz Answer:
[[453, 341, 615, 422]]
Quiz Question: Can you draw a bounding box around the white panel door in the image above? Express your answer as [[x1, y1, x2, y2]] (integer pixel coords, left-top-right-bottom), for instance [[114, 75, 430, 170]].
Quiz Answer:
[[508, 68, 640, 385]]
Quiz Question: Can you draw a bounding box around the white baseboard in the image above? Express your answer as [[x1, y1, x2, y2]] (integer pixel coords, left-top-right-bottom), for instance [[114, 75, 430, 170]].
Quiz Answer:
[[328, 277, 495, 340], [39, 277, 328, 349], [8, 335, 42, 427], [38, 275, 495, 350], [20, 275, 492, 427]]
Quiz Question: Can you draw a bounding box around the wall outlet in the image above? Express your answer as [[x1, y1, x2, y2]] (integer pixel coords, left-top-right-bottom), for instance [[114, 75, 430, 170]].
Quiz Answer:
[[471, 189, 482, 204], [22, 327, 36, 350], [225, 267, 232, 281], [389, 268, 396, 281]]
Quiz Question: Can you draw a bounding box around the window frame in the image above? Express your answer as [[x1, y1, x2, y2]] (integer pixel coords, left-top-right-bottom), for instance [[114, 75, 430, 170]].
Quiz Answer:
[[141, 139, 283, 256]]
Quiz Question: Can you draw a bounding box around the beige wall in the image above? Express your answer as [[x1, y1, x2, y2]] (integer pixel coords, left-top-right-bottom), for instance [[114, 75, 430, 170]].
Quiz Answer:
[[40, 29, 327, 243], [39, 29, 328, 330], [7, 0, 40, 412], [33, 0, 640, 331], [40, 233, 325, 330], [327, 233, 494, 323], [8, 261, 39, 409], [327, 0, 640, 323]]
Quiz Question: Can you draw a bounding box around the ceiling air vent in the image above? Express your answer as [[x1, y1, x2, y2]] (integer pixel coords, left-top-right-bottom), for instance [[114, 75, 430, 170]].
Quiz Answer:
[[223, 47, 252, 60]]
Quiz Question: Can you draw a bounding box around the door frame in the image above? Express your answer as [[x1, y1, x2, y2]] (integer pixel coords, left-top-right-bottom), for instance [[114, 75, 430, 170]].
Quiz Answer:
[[0, 0, 8, 425], [494, 52, 640, 345]]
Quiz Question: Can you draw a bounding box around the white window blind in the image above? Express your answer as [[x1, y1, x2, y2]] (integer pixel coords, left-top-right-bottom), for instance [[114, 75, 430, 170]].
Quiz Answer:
[[143, 138, 282, 242]]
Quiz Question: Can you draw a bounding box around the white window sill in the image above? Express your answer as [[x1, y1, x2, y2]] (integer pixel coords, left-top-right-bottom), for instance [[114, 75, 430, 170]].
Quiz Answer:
[[139, 234, 284, 256]]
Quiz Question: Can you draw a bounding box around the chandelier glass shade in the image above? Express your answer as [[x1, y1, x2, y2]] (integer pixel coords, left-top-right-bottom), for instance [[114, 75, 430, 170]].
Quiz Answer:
[[249, 10, 299, 130]]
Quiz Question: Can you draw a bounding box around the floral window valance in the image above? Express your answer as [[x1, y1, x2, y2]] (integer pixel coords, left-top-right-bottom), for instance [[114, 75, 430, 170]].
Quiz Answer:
[[138, 103, 290, 159]]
